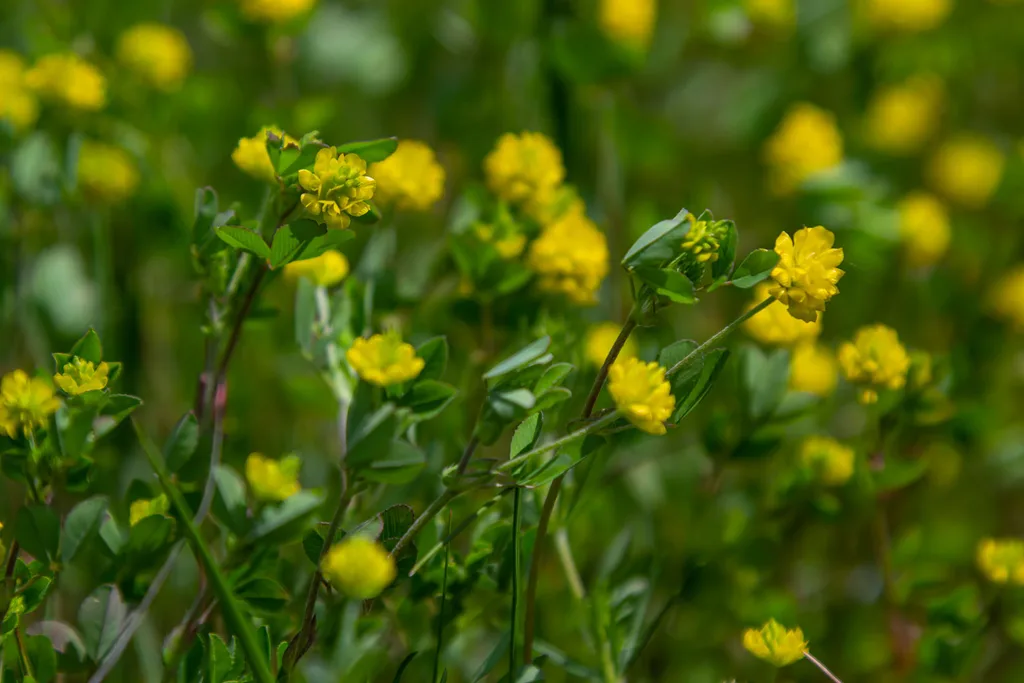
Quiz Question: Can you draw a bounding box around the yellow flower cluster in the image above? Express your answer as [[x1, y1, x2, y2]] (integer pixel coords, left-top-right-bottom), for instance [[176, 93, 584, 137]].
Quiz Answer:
[[764, 103, 843, 195], [527, 212, 609, 305], [26, 52, 106, 111], [322, 536, 397, 599], [78, 141, 140, 204], [681, 216, 728, 264], [232, 126, 298, 183], [584, 322, 638, 369], [864, 76, 943, 155], [246, 453, 302, 502], [746, 0, 796, 28], [799, 436, 854, 485], [789, 343, 838, 397], [284, 251, 350, 288], [484, 132, 565, 205], [0, 51, 39, 133], [769, 226, 845, 323], [744, 283, 821, 346], [608, 358, 675, 436], [598, 0, 657, 49], [116, 23, 192, 91], [838, 324, 910, 404], [299, 148, 377, 230], [238, 0, 317, 23], [928, 135, 1005, 208], [0, 370, 60, 438], [743, 619, 807, 667], [977, 538, 1024, 585], [862, 0, 951, 32], [988, 266, 1024, 330], [369, 140, 445, 212], [129, 494, 170, 527], [523, 184, 585, 227], [473, 222, 527, 260], [54, 358, 110, 396], [898, 192, 950, 268], [346, 332, 425, 387]]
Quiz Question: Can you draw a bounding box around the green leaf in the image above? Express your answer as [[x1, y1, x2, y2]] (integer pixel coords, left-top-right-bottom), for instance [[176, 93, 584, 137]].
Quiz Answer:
[[56, 402, 99, 461], [69, 329, 103, 364], [15, 505, 61, 564], [392, 652, 419, 683], [711, 220, 738, 281], [488, 389, 536, 421], [739, 346, 790, 422], [535, 363, 573, 394], [290, 221, 355, 263], [278, 141, 324, 176], [633, 267, 697, 304], [215, 226, 271, 260], [364, 441, 427, 484], [62, 496, 108, 563], [873, 457, 929, 493], [248, 491, 324, 546], [730, 249, 779, 288], [379, 505, 417, 579], [235, 577, 289, 614], [671, 349, 731, 423], [213, 466, 249, 536], [97, 394, 143, 431], [347, 404, 397, 467], [51, 352, 71, 374], [164, 412, 199, 473], [511, 414, 544, 459], [622, 208, 692, 270], [417, 337, 449, 382], [350, 201, 383, 225], [269, 220, 328, 269], [399, 381, 457, 421], [336, 137, 399, 162], [25, 634, 58, 683], [206, 633, 234, 683], [484, 337, 551, 383], [301, 522, 331, 566], [20, 576, 52, 614], [77, 584, 125, 661], [122, 515, 175, 566], [532, 387, 572, 413], [658, 340, 698, 371]]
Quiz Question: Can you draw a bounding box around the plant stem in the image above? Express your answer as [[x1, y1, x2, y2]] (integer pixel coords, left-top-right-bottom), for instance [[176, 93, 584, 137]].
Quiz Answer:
[[455, 436, 480, 475], [432, 513, 452, 683], [498, 412, 618, 474], [582, 313, 637, 417], [509, 487, 522, 679], [666, 297, 772, 377], [214, 265, 266, 385], [15, 628, 33, 679], [389, 490, 459, 562], [553, 528, 585, 600], [804, 650, 844, 683]]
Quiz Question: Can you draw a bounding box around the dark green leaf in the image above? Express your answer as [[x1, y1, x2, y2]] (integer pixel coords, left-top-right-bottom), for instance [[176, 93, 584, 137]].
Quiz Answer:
[[484, 337, 551, 382], [392, 651, 418, 683], [364, 441, 427, 484], [207, 633, 234, 683], [711, 220, 738, 281], [235, 577, 289, 614], [873, 457, 929, 493], [336, 137, 399, 162], [215, 226, 271, 260], [671, 349, 731, 423], [62, 496, 108, 563], [269, 220, 327, 269], [164, 412, 199, 473], [20, 577, 52, 614], [346, 405, 397, 467], [417, 337, 449, 382], [730, 249, 779, 288], [622, 208, 692, 270], [658, 340, 698, 370], [77, 585, 125, 661], [15, 505, 61, 564], [399, 380, 457, 421], [535, 363, 573, 394], [532, 387, 572, 413], [633, 267, 697, 304], [510, 414, 543, 459], [301, 522, 331, 566], [213, 466, 249, 536], [25, 634, 58, 683], [248, 491, 324, 546], [739, 345, 791, 422], [69, 329, 103, 364], [279, 141, 324, 176]]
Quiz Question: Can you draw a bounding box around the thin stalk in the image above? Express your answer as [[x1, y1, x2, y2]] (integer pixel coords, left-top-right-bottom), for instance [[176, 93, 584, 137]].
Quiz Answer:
[[804, 650, 844, 683], [432, 513, 452, 683], [498, 412, 618, 474], [665, 298, 772, 377], [509, 487, 522, 678], [455, 436, 480, 475], [390, 490, 459, 561], [15, 628, 33, 679], [553, 528, 585, 600], [581, 313, 637, 417]]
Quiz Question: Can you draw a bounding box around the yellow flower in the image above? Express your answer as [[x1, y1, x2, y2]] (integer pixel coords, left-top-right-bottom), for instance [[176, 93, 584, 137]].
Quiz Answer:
[[928, 135, 1005, 208], [232, 126, 297, 183], [129, 494, 170, 527], [862, 0, 951, 32], [54, 358, 110, 396], [116, 23, 192, 91], [744, 283, 821, 346], [681, 216, 729, 264], [608, 358, 675, 436], [245, 453, 302, 503], [769, 226, 844, 323], [0, 370, 61, 438], [77, 141, 140, 204], [527, 212, 609, 305], [238, 0, 317, 23], [977, 539, 1024, 585], [346, 333, 425, 387], [838, 324, 910, 404], [284, 251, 350, 287], [26, 53, 106, 111], [864, 76, 943, 155], [763, 103, 843, 195], [898, 192, 950, 268], [743, 619, 807, 667], [799, 435, 854, 486], [598, 0, 657, 49], [484, 132, 565, 204], [746, 0, 796, 28], [789, 343, 838, 397], [474, 223, 528, 259], [988, 266, 1024, 330], [0, 50, 39, 133], [299, 147, 376, 230], [584, 322, 638, 369], [369, 140, 445, 212], [522, 184, 586, 227], [322, 536, 397, 599]]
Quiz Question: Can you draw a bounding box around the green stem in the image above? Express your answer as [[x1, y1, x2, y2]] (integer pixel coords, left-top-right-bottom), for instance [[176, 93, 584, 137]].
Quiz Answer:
[[553, 528, 585, 600], [389, 490, 459, 562], [665, 297, 773, 377], [509, 487, 522, 679], [498, 412, 619, 474], [803, 650, 844, 683], [15, 628, 33, 679]]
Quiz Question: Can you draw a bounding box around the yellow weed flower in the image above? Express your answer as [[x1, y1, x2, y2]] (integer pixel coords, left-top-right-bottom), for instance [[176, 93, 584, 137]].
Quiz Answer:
[[239, 0, 317, 23], [117, 23, 192, 91], [474, 223, 527, 259], [743, 283, 821, 346], [763, 103, 842, 195], [26, 53, 106, 111], [54, 358, 110, 396], [862, 0, 951, 32], [789, 343, 838, 397], [527, 212, 609, 305], [0, 370, 61, 438], [523, 184, 586, 227], [838, 324, 910, 404], [608, 358, 675, 436], [77, 141, 139, 204], [864, 76, 943, 155], [769, 226, 844, 323], [988, 266, 1024, 330], [299, 147, 376, 230], [484, 132, 565, 204], [743, 619, 807, 667], [246, 453, 302, 502], [799, 435, 854, 486], [284, 250, 349, 287], [585, 322, 638, 369], [746, 0, 796, 28], [681, 216, 728, 264], [129, 494, 170, 527], [369, 140, 445, 212], [347, 332, 425, 387], [322, 536, 397, 599], [598, 0, 657, 49], [898, 192, 950, 268], [232, 126, 297, 183], [977, 539, 1024, 585], [928, 135, 1005, 208], [0, 51, 39, 133]]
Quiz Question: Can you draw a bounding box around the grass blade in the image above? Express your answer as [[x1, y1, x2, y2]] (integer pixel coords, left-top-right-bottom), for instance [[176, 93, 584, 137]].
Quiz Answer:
[[432, 512, 452, 683]]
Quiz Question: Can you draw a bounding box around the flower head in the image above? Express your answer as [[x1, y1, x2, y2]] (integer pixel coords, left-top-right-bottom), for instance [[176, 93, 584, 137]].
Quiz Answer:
[[527, 212, 609, 305], [346, 332, 424, 387], [129, 494, 170, 527], [523, 184, 586, 227], [0, 370, 61, 438], [743, 619, 807, 667], [322, 536, 396, 599], [369, 140, 445, 212], [799, 435, 855, 486], [681, 216, 729, 264], [246, 453, 302, 502], [585, 322, 638, 369], [232, 126, 297, 183], [77, 141, 139, 204], [746, 0, 796, 28], [599, 0, 657, 49], [238, 0, 317, 22], [484, 132, 565, 204], [0, 50, 39, 133], [764, 103, 843, 195], [117, 23, 192, 91], [744, 283, 822, 346], [789, 343, 838, 397], [54, 358, 110, 396], [862, 0, 951, 32], [928, 135, 1005, 208], [864, 76, 943, 155], [284, 251, 350, 288], [838, 324, 910, 404], [898, 192, 950, 268], [769, 226, 844, 323], [608, 358, 675, 436], [977, 539, 1024, 585], [989, 266, 1024, 330], [299, 148, 376, 230], [26, 53, 106, 111]]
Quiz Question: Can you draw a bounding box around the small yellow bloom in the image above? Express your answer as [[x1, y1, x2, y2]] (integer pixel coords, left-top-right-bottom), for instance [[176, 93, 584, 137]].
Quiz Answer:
[[0, 51, 39, 133], [928, 135, 1005, 208], [232, 126, 297, 183], [129, 494, 170, 527], [769, 226, 844, 323], [789, 343, 838, 397], [117, 23, 192, 91], [283, 250, 350, 287], [838, 324, 910, 404], [299, 147, 376, 230], [26, 53, 106, 111], [245, 453, 302, 503], [763, 103, 843, 195], [598, 0, 657, 49], [584, 322, 638, 369], [608, 358, 675, 436], [77, 141, 139, 204], [989, 266, 1024, 331], [743, 283, 822, 346], [522, 184, 586, 227], [347, 333, 425, 387], [369, 140, 445, 212], [864, 76, 943, 155], [681, 216, 728, 264], [977, 539, 1024, 585], [527, 212, 609, 305], [743, 619, 807, 667], [862, 0, 951, 32], [746, 0, 796, 28], [799, 435, 854, 486], [484, 132, 565, 205], [0, 370, 61, 438], [898, 192, 950, 268], [238, 0, 317, 23], [322, 535, 397, 599], [54, 358, 110, 396]]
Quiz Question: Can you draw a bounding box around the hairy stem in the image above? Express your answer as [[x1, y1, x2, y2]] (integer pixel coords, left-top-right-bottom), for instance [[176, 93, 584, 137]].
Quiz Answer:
[[665, 297, 772, 377], [804, 650, 844, 683]]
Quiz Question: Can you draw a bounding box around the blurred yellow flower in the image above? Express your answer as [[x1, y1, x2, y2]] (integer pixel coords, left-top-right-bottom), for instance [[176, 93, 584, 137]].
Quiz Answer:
[[764, 103, 843, 195], [743, 620, 807, 666], [746, 0, 795, 28], [744, 283, 821, 346], [977, 538, 1024, 585], [299, 148, 376, 230], [584, 322, 638, 369], [474, 223, 527, 259], [239, 0, 317, 23], [898, 192, 950, 268], [838, 324, 910, 404], [988, 266, 1024, 330], [347, 332, 424, 386], [246, 453, 302, 502], [369, 140, 445, 212], [864, 76, 943, 155], [54, 358, 110, 396], [0, 50, 39, 133], [484, 132, 565, 205], [608, 358, 675, 436], [26, 53, 106, 111], [129, 494, 169, 527], [0, 369, 61, 438], [284, 251, 350, 288], [598, 0, 656, 49], [862, 0, 951, 32], [681, 216, 728, 264], [232, 126, 297, 183], [770, 226, 844, 323], [77, 141, 140, 204], [117, 23, 192, 91], [789, 343, 838, 397], [523, 184, 586, 227], [928, 135, 1005, 208], [322, 536, 396, 599], [527, 212, 609, 305], [799, 435, 854, 485]]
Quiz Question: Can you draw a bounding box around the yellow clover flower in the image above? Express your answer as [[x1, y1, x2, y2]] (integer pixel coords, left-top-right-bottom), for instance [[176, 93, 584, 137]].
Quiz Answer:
[[789, 343, 838, 397], [129, 494, 170, 527], [977, 539, 1024, 585], [584, 322, 638, 369], [284, 251, 350, 288], [838, 324, 910, 404], [746, 0, 796, 28], [116, 23, 192, 91], [681, 216, 729, 264], [864, 76, 943, 155], [0, 370, 61, 438], [898, 192, 950, 268], [799, 435, 854, 486], [299, 148, 376, 230], [346, 333, 425, 387], [989, 266, 1024, 330], [928, 135, 1005, 208], [54, 358, 110, 396], [239, 0, 317, 23], [322, 536, 397, 599], [598, 0, 657, 49], [246, 453, 302, 503], [0, 50, 39, 133], [26, 53, 106, 111], [862, 0, 951, 33], [744, 283, 821, 346], [522, 184, 586, 227], [369, 140, 445, 212], [484, 132, 565, 205], [527, 212, 609, 305], [743, 619, 807, 667], [232, 126, 298, 183], [608, 358, 675, 436], [77, 141, 140, 204], [769, 226, 844, 323], [763, 103, 843, 195]]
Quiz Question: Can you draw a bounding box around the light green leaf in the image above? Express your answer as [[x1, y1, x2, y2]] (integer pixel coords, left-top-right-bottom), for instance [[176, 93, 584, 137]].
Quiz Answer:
[[215, 226, 271, 260], [730, 249, 779, 288], [336, 137, 399, 162]]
